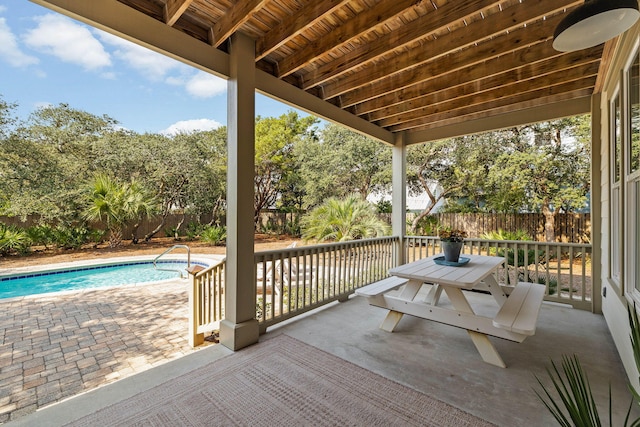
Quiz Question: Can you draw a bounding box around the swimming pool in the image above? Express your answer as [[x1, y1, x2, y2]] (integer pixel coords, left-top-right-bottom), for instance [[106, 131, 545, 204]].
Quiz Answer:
[[0, 259, 210, 300]]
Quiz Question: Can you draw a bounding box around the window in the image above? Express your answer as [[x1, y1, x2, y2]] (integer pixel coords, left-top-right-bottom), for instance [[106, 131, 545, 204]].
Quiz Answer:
[[631, 50, 640, 175], [627, 49, 640, 296], [611, 90, 621, 286], [615, 93, 622, 183]]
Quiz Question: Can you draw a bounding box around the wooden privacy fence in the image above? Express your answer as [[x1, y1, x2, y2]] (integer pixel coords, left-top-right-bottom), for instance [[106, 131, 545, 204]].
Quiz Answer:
[[0, 214, 219, 238], [2, 211, 590, 243], [425, 213, 591, 243]]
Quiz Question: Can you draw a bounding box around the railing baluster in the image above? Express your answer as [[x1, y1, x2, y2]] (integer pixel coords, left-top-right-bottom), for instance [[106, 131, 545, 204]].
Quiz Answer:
[[190, 235, 593, 347]]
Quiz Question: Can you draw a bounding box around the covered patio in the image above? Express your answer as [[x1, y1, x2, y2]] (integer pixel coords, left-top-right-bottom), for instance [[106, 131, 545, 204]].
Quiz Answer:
[[9, 292, 634, 425], [19, 0, 640, 425]]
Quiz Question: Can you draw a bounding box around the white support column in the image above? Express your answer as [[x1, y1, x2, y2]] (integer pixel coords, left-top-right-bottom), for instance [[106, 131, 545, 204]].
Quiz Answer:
[[392, 132, 407, 266], [220, 32, 259, 350], [590, 93, 602, 314]]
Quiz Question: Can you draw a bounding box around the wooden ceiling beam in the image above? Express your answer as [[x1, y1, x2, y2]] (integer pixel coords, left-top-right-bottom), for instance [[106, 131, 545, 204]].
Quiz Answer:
[[256, 0, 351, 61], [368, 57, 601, 123], [209, 0, 268, 48], [323, 2, 579, 102], [353, 42, 591, 116], [389, 77, 596, 132], [164, 0, 193, 26], [375, 63, 599, 127], [277, 0, 422, 78], [335, 11, 566, 109], [405, 96, 593, 145], [301, 0, 500, 91]]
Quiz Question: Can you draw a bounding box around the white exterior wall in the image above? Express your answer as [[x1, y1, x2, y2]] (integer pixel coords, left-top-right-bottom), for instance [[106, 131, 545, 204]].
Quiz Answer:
[[600, 23, 640, 391]]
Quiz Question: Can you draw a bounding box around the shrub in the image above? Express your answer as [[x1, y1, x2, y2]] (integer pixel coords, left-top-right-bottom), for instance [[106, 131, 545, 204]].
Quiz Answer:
[[481, 229, 531, 241], [201, 225, 226, 245], [482, 228, 544, 267], [26, 224, 56, 249], [164, 226, 181, 238], [52, 224, 104, 249], [536, 275, 559, 295], [0, 223, 31, 255], [482, 228, 545, 285], [186, 222, 205, 240], [301, 195, 390, 242], [408, 215, 439, 236]]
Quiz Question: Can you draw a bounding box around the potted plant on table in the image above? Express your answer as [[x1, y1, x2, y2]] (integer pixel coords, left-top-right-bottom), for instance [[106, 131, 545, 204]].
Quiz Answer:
[[439, 228, 467, 262]]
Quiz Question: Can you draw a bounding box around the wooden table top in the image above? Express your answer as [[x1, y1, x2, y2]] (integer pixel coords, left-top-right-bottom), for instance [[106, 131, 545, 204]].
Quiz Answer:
[[388, 254, 504, 289]]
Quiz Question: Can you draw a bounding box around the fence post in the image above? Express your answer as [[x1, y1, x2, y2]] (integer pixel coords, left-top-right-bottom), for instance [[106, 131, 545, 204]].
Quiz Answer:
[[187, 265, 205, 348]]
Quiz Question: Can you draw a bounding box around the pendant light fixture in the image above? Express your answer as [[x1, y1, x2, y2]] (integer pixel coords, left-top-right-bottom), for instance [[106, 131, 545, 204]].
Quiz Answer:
[[553, 0, 640, 52]]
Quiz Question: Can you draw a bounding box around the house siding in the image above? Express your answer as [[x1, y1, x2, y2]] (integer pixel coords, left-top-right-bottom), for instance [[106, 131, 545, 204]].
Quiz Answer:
[[600, 23, 640, 391]]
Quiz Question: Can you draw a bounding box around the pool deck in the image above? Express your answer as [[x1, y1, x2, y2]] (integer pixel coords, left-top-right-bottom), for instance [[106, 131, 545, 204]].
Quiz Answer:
[[0, 256, 222, 424]]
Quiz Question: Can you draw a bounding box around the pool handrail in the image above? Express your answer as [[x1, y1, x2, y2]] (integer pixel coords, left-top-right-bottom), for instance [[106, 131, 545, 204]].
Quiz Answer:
[[154, 245, 191, 278]]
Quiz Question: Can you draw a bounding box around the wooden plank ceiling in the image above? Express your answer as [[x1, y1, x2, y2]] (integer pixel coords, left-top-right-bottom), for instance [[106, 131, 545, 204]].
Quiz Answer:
[[118, 0, 602, 136]]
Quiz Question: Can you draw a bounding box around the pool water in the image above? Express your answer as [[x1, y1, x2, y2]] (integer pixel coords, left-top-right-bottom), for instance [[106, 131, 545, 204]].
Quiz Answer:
[[0, 260, 206, 300]]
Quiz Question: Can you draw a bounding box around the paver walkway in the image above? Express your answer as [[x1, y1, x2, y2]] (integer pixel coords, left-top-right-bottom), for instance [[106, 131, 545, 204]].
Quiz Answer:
[[0, 280, 214, 424]]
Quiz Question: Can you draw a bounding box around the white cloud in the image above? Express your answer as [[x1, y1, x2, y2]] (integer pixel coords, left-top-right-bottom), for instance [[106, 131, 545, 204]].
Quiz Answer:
[[185, 72, 226, 98], [161, 118, 223, 135], [24, 14, 111, 71], [98, 31, 180, 80], [94, 29, 226, 99], [0, 17, 38, 67]]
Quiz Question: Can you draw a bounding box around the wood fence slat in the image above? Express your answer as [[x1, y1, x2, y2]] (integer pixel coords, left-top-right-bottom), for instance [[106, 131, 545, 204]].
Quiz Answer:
[[421, 212, 590, 243]]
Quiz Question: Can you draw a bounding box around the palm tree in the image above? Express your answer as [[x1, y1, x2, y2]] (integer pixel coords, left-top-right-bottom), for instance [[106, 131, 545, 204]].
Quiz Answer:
[[125, 179, 158, 243], [84, 174, 156, 247], [301, 194, 389, 242]]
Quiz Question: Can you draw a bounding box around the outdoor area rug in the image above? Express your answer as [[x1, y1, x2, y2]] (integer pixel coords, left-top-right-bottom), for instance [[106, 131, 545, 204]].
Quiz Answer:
[[66, 334, 495, 426]]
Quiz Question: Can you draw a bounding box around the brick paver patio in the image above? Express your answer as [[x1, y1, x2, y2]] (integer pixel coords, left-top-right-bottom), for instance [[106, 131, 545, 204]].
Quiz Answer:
[[0, 279, 214, 424]]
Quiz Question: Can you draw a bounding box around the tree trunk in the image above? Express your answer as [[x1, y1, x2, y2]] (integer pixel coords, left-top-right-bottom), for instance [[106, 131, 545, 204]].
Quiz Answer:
[[410, 206, 436, 234], [542, 204, 555, 242], [130, 220, 140, 244], [174, 213, 185, 240], [144, 210, 169, 241], [109, 226, 123, 248], [208, 196, 224, 226]]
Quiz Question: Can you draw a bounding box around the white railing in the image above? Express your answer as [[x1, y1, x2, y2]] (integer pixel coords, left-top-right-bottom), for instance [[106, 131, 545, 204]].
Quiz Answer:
[[255, 236, 400, 330], [188, 259, 225, 347], [187, 235, 593, 346], [404, 236, 593, 311]]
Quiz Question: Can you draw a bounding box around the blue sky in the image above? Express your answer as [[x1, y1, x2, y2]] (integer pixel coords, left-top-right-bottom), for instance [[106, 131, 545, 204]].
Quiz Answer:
[[0, 2, 307, 135]]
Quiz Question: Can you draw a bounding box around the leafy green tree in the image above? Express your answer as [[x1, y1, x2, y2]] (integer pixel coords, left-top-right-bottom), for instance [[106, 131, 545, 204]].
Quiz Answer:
[[83, 174, 156, 247], [406, 138, 488, 232], [407, 116, 590, 241], [93, 129, 227, 240], [0, 104, 119, 222], [182, 128, 227, 223], [487, 117, 590, 241], [301, 194, 390, 242], [296, 123, 391, 208], [254, 111, 317, 225], [0, 96, 17, 140]]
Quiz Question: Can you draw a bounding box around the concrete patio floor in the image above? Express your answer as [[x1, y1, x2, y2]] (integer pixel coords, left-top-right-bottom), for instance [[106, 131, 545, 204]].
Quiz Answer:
[[5, 284, 638, 426]]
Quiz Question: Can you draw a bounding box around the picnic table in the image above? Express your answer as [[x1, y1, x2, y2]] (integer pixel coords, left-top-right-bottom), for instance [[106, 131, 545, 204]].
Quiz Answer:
[[356, 254, 545, 368]]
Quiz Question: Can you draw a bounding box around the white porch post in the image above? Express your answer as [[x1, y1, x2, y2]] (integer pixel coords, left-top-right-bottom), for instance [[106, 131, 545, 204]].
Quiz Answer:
[[392, 132, 407, 266], [219, 32, 259, 350], [591, 93, 602, 314]]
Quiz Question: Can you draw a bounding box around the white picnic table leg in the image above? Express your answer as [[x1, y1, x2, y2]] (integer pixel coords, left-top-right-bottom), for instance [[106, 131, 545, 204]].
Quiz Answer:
[[484, 274, 507, 306], [443, 286, 507, 368], [423, 283, 443, 305], [379, 280, 423, 332]]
